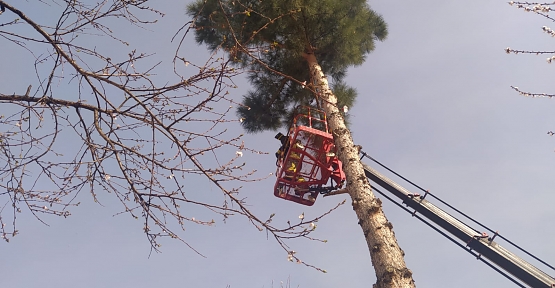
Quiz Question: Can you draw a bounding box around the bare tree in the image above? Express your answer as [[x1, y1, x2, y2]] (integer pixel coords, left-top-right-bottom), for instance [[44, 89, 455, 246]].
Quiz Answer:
[[506, 1, 555, 138], [0, 0, 341, 261], [506, 2, 555, 97]]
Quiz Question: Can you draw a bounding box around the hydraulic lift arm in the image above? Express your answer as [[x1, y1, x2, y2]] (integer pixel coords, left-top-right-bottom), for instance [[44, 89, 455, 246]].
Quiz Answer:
[[363, 164, 555, 288]]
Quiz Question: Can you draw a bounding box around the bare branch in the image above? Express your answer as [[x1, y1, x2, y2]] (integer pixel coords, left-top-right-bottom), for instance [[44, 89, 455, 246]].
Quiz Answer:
[[0, 0, 340, 264]]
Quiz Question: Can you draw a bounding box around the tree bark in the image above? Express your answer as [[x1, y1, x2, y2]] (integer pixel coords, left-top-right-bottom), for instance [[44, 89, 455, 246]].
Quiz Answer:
[[305, 52, 416, 288]]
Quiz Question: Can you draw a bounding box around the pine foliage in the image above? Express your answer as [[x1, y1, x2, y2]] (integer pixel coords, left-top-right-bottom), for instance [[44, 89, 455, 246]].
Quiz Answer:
[[188, 0, 387, 133]]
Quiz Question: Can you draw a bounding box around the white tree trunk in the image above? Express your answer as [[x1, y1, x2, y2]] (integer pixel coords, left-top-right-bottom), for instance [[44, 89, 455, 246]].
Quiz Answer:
[[305, 52, 416, 288]]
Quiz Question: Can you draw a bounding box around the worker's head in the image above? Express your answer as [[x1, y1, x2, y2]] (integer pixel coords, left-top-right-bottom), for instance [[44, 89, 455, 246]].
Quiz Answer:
[[275, 132, 285, 141]]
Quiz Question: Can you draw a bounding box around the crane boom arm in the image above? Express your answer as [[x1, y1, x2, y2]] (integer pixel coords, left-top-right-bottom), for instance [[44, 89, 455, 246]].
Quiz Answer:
[[363, 164, 555, 288]]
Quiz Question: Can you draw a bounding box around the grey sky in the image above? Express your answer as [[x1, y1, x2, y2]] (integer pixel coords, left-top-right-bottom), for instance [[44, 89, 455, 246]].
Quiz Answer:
[[1, 1, 554, 288]]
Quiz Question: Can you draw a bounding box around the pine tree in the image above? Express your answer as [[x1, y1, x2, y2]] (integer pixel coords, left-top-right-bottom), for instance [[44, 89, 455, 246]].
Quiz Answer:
[[188, 1, 415, 287]]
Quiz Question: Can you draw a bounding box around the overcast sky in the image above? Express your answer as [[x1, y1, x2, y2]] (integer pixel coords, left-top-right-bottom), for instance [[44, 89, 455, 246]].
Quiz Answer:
[[1, 1, 555, 287]]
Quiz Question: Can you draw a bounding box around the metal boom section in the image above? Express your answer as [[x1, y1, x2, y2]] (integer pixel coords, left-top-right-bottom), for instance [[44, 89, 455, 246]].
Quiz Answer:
[[363, 164, 555, 288]]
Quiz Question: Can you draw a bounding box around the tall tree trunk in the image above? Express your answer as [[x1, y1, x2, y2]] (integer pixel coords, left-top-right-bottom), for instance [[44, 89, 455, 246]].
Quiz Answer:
[[304, 52, 416, 288]]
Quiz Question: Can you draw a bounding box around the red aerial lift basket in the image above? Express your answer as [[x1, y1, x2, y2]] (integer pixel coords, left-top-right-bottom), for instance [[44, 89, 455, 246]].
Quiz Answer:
[[274, 107, 345, 206]]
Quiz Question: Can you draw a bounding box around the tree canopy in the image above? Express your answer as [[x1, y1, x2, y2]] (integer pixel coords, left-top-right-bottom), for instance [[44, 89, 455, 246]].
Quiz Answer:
[[188, 0, 387, 132]]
